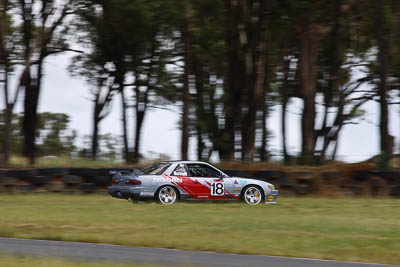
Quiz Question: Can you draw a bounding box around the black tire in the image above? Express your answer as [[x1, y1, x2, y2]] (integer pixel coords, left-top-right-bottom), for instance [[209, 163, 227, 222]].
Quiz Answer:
[[253, 170, 283, 179], [1, 177, 17, 186], [241, 185, 264, 205], [390, 185, 400, 197], [78, 183, 97, 194], [93, 176, 111, 186], [38, 168, 68, 176], [287, 171, 313, 179], [29, 176, 50, 186], [156, 186, 178, 205], [279, 177, 296, 187], [293, 184, 311, 196], [16, 184, 35, 193], [69, 168, 98, 177], [297, 178, 314, 187], [349, 185, 363, 196], [376, 171, 400, 184], [8, 169, 37, 181], [44, 183, 65, 193], [352, 170, 372, 182], [321, 171, 342, 184], [61, 175, 83, 185]]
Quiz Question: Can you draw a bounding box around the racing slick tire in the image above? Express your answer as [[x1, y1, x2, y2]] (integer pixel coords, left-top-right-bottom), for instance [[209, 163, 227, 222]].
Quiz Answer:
[[242, 185, 264, 205], [156, 185, 178, 205]]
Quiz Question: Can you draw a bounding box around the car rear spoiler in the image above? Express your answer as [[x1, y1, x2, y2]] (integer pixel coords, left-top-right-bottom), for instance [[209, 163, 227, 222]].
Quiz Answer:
[[109, 169, 141, 177]]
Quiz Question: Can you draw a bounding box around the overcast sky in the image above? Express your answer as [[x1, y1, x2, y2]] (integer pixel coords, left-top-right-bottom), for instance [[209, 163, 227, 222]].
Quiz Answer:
[[3, 52, 400, 163]]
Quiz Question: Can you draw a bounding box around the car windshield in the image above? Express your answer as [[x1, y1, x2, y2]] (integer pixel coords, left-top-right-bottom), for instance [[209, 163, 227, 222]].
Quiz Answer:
[[140, 162, 171, 175]]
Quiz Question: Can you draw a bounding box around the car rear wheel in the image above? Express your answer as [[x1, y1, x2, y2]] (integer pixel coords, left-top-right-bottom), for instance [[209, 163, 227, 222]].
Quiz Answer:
[[157, 186, 178, 205], [243, 186, 263, 205]]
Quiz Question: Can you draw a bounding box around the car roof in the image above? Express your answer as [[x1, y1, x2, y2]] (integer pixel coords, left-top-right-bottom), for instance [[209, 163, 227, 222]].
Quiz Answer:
[[159, 160, 211, 165]]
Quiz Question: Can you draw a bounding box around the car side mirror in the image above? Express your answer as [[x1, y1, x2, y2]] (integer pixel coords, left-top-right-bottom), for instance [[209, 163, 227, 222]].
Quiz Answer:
[[220, 173, 229, 179]]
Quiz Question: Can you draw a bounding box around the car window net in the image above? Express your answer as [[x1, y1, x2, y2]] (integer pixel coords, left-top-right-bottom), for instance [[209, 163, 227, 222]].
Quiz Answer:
[[187, 164, 220, 177]]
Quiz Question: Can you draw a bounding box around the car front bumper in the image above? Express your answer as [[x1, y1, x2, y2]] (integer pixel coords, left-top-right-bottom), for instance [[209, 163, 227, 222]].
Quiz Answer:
[[265, 189, 278, 204]]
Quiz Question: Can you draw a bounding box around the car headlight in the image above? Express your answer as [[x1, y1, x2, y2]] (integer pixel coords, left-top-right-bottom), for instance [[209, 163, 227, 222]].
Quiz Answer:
[[268, 185, 274, 190]]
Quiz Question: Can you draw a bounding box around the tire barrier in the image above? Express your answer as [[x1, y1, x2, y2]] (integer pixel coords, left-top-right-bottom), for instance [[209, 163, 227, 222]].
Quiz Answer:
[[61, 175, 83, 185], [321, 171, 342, 184], [78, 183, 97, 193], [0, 167, 399, 197], [375, 170, 400, 197], [38, 168, 68, 176]]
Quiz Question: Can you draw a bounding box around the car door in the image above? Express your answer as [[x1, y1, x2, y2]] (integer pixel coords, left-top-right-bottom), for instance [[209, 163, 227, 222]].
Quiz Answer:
[[168, 163, 194, 199], [186, 163, 233, 200]]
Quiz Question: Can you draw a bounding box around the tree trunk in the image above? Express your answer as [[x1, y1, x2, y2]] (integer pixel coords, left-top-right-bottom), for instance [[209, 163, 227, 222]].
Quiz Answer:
[[317, 0, 343, 164], [332, 140, 339, 161], [0, 0, 10, 165], [181, 1, 193, 161], [299, 22, 319, 164], [2, 106, 11, 164], [19, 1, 70, 164], [120, 88, 130, 163], [260, 56, 271, 162], [241, 0, 269, 162], [19, 0, 35, 164], [194, 61, 205, 161], [91, 110, 100, 159], [374, 0, 392, 163], [222, 0, 243, 161], [281, 57, 290, 163], [114, 66, 129, 163], [196, 128, 204, 161], [1, 71, 11, 166], [133, 105, 145, 163], [181, 63, 190, 160], [259, 96, 268, 162], [22, 54, 43, 165], [132, 79, 149, 163]]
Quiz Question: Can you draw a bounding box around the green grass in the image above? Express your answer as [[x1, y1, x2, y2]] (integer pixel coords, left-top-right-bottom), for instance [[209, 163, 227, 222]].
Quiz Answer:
[[0, 194, 399, 265], [0, 255, 177, 267]]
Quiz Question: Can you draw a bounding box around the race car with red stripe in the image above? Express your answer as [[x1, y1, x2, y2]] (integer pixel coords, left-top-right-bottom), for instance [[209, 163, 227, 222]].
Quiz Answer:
[[107, 161, 278, 205]]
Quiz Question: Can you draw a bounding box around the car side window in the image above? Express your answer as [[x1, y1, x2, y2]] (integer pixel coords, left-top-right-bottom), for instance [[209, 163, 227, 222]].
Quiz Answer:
[[172, 164, 188, 176], [187, 164, 222, 178]]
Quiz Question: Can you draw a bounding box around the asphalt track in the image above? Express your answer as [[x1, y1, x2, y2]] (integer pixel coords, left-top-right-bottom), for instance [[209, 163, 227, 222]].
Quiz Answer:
[[0, 237, 397, 267]]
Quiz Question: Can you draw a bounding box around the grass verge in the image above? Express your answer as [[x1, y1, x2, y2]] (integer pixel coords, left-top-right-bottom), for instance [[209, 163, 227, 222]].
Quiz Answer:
[[0, 194, 399, 265], [0, 255, 176, 267]]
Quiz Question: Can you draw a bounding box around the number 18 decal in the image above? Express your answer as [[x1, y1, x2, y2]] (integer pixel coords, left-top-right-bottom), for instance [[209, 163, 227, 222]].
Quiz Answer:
[[211, 182, 224, 196]]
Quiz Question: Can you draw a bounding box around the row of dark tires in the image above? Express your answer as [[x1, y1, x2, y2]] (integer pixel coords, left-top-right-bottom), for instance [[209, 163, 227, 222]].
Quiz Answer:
[[0, 167, 399, 182], [1, 168, 400, 196], [0, 183, 101, 194], [225, 170, 400, 183], [0, 175, 111, 187]]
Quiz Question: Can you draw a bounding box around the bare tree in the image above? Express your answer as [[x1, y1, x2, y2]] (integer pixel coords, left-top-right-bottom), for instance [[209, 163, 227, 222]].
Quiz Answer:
[[17, 0, 73, 164], [0, 0, 16, 164]]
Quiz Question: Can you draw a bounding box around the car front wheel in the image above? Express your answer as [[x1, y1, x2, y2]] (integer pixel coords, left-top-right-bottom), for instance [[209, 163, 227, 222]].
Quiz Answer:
[[157, 186, 178, 205], [243, 186, 263, 205]]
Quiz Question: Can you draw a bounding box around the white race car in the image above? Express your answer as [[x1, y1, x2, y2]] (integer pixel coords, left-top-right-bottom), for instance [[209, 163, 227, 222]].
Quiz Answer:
[[108, 161, 278, 205]]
